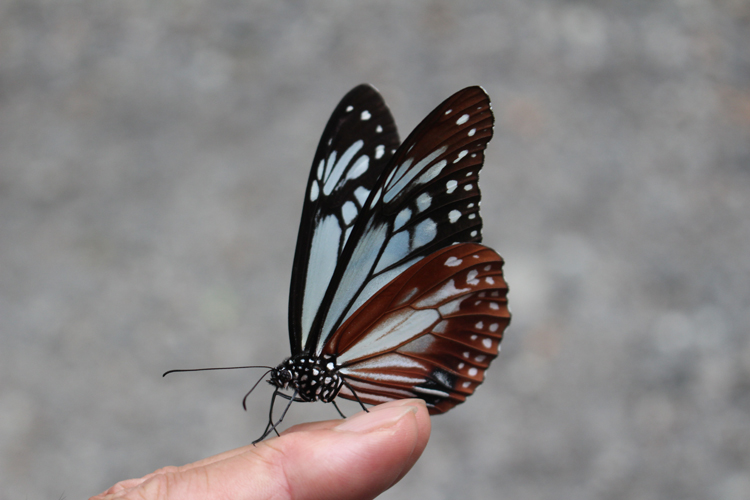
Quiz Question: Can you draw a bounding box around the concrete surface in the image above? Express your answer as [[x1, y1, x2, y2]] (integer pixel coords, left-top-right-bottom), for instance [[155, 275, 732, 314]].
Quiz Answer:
[[1, 0, 749, 499]]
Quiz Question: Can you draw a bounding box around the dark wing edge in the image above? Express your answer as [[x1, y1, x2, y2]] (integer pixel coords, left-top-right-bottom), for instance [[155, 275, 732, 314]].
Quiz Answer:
[[327, 243, 510, 414], [308, 87, 494, 355], [288, 84, 400, 354]]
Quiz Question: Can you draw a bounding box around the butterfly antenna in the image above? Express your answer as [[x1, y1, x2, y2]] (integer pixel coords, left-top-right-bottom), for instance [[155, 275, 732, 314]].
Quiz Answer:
[[163, 365, 273, 377], [242, 368, 275, 410]]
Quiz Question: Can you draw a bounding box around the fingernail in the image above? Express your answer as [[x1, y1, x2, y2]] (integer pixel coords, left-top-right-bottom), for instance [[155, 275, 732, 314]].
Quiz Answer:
[[334, 404, 418, 433]]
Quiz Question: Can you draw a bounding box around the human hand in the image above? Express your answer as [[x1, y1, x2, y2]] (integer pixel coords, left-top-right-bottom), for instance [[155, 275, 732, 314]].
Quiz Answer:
[[90, 399, 431, 500]]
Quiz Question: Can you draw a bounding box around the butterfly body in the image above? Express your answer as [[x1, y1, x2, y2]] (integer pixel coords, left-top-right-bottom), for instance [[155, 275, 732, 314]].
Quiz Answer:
[[269, 354, 343, 403]]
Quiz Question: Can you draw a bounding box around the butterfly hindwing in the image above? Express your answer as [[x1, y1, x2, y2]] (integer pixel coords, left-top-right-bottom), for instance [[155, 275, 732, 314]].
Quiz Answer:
[[323, 243, 509, 413], [289, 84, 400, 354], [307, 87, 495, 355]]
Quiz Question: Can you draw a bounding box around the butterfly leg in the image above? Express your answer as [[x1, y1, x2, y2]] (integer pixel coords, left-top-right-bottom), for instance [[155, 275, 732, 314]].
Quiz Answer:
[[255, 388, 301, 444], [332, 400, 346, 419], [341, 379, 370, 413], [266, 389, 298, 438], [253, 389, 282, 444]]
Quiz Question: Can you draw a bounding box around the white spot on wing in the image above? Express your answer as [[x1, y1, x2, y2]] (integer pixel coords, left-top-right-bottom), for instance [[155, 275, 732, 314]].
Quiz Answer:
[[353, 186, 370, 206], [466, 269, 479, 285], [438, 298, 463, 316], [448, 210, 461, 223], [412, 218, 437, 249], [310, 180, 319, 201], [324, 141, 365, 195], [414, 279, 470, 308], [468, 367, 478, 376], [361, 110, 371, 120], [475, 321, 484, 329], [394, 207, 412, 231], [346, 105, 353, 112], [483, 338, 492, 348], [341, 201, 357, 225], [456, 114, 470, 125], [416, 192, 432, 212], [376, 125, 383, 133], [446, 180, 457, 194], [375, 144, 385, 159], [489, 323, 499, 332], [417, 159, 447, 185], [414, 387, 450, 397], [485, 276, 495, 284], [397, 287, 420, 306], [468, 128, 476, 136], [454, 150, 468, 163], [317, 159, 325, 179], [445, 109, 452, 115], [444, 256, 462, 267], [346, 155, 369, 181], [464, 184, 473, 191]]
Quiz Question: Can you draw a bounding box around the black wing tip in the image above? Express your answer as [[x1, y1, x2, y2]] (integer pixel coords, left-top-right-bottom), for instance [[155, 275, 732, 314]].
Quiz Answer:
[[342, 83, 384, 102], [455, 85, 490, 98], [351, 82, 380, 92]]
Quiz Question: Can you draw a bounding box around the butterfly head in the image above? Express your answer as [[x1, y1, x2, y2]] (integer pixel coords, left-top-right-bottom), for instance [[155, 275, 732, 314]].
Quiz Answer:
[[269, 366, 293, 388]]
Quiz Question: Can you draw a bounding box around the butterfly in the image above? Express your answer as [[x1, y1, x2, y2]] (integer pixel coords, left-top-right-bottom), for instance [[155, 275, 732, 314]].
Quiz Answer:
[[166, 84, 510, 442], [254, 84, 510, 440]]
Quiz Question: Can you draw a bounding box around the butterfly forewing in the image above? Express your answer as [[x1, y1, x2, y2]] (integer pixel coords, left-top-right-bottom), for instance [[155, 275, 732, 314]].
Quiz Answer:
[[289, 84, 400, 354], [323, 243, 509, 413], [307, 87, 495, 355]]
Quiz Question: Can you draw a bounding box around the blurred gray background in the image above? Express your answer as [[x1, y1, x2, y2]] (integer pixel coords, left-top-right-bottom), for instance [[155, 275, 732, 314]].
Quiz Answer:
[[1, 0, 749, 499]]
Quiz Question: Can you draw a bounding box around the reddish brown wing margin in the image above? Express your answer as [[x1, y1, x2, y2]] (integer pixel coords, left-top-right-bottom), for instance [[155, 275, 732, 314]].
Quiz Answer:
[[325, 243, 510, 414]]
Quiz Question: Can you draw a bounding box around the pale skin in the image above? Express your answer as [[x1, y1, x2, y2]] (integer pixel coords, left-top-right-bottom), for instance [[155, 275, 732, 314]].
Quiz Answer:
[[90, 399, 431, 500]]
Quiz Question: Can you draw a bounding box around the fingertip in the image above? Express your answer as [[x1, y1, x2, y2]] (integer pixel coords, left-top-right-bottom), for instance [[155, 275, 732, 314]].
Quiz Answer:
[[271, 399, 431, 500]]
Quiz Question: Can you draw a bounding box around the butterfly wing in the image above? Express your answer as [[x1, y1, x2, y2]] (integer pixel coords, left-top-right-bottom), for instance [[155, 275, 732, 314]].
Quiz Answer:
[[324, 243, 510, 413], [307, 86, 494, 355], [288, 84, 400, 354]]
